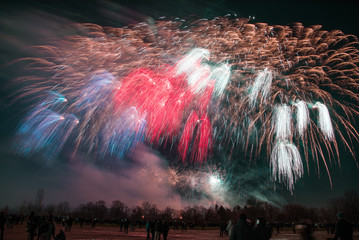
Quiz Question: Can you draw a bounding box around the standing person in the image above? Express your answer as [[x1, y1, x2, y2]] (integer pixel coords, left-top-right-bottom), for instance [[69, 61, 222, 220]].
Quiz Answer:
[[37, 216, 50, 240], [333, 212, 353, 240], [47, 216, 56, 240], [220, 221, 225, 237], [154, 220, 162, 240], [253, 217, 272, 240], [0, 212, 6, 240], [124, 219, 129, 234], [162, 221, 169, 240], [91, 218, 96, 228], [119, 219, 123, 232], [66, 217, 72, 232], [26, 212, 38, 240], [150, 221, 155, 240], [275, 222, 280, 234], [230, 213, 252, 240], [37, 216, 55, 240], [300, 222, 315, 240], [79, 218, 84, 228], [146, 221, 151, 240]]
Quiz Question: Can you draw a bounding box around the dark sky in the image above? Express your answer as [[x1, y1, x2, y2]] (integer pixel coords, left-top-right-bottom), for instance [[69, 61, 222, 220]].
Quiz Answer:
[[0, 0, 359, 210]]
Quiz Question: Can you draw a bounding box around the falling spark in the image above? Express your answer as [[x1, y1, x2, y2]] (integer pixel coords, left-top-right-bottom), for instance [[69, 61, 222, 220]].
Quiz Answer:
[[9, 16, 359, 192], [274, 104, 292, 141], [314, 102, 335, 141], [295, 100, 310, 137], [248, 68, 273, 107], [210, 63, 231, 98], [270, 141, 303, 192]]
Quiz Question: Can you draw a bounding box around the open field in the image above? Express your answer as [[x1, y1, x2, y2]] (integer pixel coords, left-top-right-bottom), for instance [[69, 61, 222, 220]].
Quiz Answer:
[[3, 224, 359, 240]]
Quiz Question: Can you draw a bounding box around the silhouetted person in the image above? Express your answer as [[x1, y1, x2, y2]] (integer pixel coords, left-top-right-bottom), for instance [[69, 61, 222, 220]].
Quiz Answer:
[[230, 213, 252, 240], [79, 218, 84, 228], [37, 216, 50, 240], [0, 212, 6, 240], [333, 212, 353, 240], [220, 221, 225, 236], [65, 217, 72, 232], [275, 222, 280, 234], [181, 221, 187, 232], [124, 219, 129, 234], [253, 217, 272, 240], [146, 221, 151, 239], [119, 219, 123, 232], [37, 215, 55, 240], [55, 229, 65, 240], [154, 220, 162, 240], [48, 216, 56, 240], [162, 221, 169, 240], [331, 223, 336, 234], [26, 212, 38, 240], [91, 218, 96, 228], [300, 222, 315, 240], [150, 221, 155, 240]]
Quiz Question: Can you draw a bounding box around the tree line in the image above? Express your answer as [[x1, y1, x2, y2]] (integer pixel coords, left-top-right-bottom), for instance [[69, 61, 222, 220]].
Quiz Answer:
[[2, 190, 358, 225]]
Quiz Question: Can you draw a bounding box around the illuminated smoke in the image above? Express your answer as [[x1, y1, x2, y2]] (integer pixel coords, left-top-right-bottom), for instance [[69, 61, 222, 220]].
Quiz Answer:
[[168, 166, 229, 206]]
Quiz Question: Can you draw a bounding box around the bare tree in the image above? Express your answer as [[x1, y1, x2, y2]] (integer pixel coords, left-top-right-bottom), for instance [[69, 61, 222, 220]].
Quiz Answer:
[[162, 207, 175, 221], [141, 201, 160, 220], [56, 201, 70, 216], [44, 204, 56, 215], [110, 200, 128, 219], [94, 200, 108, 219]]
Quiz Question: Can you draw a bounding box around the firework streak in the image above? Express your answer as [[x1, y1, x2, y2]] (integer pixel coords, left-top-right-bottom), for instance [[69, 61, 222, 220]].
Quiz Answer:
[[11, 17, 359, 191]]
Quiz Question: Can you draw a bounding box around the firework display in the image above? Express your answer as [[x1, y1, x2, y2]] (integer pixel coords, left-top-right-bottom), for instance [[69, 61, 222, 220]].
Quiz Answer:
[[11, 16, 359, 193]]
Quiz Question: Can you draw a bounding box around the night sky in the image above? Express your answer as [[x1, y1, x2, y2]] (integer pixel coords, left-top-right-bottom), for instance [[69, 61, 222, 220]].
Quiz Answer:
[[0, 0, 359, 210]]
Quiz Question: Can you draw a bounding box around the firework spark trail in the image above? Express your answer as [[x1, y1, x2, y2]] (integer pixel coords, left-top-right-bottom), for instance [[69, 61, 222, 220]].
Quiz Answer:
[[10, 16, 359, 192], [13, 45, 226, 165], [175, 48, 210, 77], [294, 100, 310, 137], [191, 114, 213, 164], [210, 63, 231, 98], [114, 68, 175, 143], [178, 111, 199, 162], [15, 107, 78, 165], [40, 91, 68, 107], [313, 102, 335, 141], [270, 141, 303, 192], [186, 64, 212, 94], [100, 107, 146, 160], [248, 68, 273, 107], [274, 104, 292, 141], [76, 71, 116, 111]]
